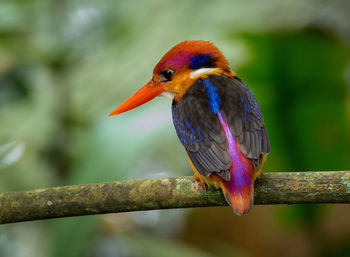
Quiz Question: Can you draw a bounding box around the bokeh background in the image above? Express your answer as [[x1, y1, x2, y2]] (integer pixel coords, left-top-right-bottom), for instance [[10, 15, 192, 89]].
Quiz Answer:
[[1, 0, 350, 257]]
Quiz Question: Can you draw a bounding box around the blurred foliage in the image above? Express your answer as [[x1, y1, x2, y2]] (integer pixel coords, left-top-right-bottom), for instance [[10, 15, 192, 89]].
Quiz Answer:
[[0, 0, 350, 257]]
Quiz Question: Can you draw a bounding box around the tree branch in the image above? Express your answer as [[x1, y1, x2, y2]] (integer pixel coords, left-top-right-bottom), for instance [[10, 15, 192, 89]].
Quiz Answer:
[[0, 171, 349, 224]]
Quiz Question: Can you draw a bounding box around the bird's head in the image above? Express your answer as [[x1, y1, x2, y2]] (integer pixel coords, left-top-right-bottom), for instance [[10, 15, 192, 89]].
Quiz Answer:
[[110, 40, 235, 116]]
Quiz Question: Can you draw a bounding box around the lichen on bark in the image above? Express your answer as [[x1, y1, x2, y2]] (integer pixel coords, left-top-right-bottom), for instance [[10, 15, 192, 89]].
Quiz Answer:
[[0, 171, 349, 224]]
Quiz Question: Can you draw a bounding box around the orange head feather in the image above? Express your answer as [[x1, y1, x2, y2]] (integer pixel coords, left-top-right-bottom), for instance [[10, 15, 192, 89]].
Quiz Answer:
[[152, 40, 234, 101], [110, 40, 235, 115]]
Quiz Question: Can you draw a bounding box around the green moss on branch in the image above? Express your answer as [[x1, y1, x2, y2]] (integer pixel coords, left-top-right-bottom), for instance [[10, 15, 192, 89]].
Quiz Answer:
[[0, 171, 349, 224]]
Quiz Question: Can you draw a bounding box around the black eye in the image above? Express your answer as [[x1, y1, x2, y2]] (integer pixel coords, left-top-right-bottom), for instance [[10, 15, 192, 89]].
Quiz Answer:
[[160, 69, 174, 82]]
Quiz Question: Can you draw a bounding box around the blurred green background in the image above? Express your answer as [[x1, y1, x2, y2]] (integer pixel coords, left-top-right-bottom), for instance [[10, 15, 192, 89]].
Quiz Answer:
[[0, 0, 349, 257]]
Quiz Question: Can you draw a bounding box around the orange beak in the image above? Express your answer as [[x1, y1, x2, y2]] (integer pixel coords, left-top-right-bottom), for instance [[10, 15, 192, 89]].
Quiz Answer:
[[109, 80, 164, 116]]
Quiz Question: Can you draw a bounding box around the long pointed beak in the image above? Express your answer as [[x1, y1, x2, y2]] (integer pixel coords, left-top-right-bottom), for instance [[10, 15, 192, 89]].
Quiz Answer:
[[109, 80, 163, 116]]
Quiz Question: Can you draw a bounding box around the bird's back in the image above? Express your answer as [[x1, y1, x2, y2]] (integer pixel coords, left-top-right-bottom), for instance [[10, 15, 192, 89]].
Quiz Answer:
[[172, 75, 270, 215]]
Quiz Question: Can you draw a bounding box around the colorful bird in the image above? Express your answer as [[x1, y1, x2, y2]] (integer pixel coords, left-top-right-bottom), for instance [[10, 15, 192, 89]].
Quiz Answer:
[[110, 40, 270, 215]]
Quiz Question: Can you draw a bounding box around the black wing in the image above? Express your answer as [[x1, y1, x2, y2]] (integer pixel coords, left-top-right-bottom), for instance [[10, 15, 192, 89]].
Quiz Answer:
[[172, 75, 270, 180], [172, 80, 231, 180], [217, 76, 270, 168]]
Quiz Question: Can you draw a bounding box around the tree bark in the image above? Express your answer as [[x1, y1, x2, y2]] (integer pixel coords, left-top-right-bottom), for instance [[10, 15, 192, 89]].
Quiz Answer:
[[0, 171, 349, 224]]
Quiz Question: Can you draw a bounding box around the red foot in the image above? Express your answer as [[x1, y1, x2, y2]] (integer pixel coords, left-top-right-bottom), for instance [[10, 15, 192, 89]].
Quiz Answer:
[[194, 173, 207, 190]]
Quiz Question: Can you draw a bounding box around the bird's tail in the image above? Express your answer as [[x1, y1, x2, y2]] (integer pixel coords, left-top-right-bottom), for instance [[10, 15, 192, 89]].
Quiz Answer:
[[219, 165, 257, 216], [220, 181, 253, 216]]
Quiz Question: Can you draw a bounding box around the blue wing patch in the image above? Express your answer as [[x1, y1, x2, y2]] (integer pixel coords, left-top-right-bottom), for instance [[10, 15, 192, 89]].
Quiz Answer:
[[240, 83, 262, 122], [172, 108, 203, 146]]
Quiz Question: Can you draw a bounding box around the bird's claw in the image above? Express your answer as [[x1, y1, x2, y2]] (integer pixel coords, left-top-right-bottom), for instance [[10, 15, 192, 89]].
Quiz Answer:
[[194, 173, 207, 190]]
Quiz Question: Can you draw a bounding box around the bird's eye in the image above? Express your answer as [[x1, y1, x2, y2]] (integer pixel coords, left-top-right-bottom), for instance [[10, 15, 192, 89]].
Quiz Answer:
[[160, 69, 174, 82]]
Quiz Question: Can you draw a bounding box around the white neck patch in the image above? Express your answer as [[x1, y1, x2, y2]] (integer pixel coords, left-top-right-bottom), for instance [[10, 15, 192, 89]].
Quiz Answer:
[[161, 91, 175, 100], [190, 68, 218, 79]]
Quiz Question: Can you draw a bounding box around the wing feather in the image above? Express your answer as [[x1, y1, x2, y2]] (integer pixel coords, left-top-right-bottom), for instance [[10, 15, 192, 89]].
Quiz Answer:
[[172, 75, 270, 179]]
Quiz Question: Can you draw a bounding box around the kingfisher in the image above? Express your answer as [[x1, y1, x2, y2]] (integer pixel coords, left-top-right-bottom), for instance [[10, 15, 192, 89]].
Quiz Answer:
[[110, 40, 270, 215]]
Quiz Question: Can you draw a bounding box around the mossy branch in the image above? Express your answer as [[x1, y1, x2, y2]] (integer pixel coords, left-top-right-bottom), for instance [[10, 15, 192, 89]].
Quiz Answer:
[[0, 171, 350, 224]]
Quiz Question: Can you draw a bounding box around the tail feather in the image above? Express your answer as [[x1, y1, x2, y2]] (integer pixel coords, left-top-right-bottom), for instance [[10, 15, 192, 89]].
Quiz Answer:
[[221, 183, 254, 216], [216, 111, 257, 215]]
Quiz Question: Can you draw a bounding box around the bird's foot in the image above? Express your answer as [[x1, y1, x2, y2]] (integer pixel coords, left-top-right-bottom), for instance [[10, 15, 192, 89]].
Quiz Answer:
[[194, 173, 207, 190]]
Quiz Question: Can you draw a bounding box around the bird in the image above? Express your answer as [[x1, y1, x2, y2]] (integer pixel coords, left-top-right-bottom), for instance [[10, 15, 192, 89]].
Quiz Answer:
[[110, 40, 270, 215]]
